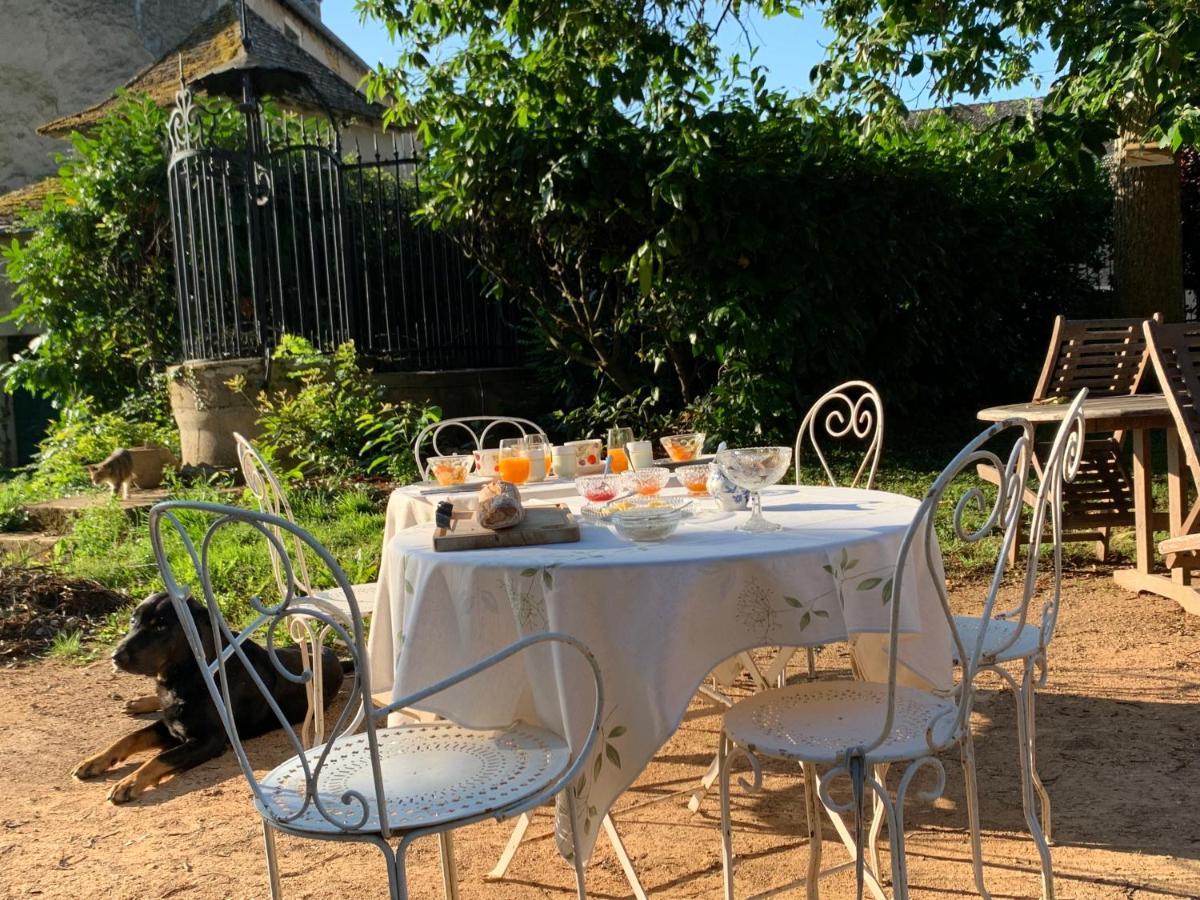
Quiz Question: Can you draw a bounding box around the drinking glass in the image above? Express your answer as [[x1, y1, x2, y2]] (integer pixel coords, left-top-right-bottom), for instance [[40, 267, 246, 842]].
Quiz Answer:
[[526, 433, 552, 476], [498, 438, 530, 484], [607, 427, 634, 474], [715, 446, 792, 532]]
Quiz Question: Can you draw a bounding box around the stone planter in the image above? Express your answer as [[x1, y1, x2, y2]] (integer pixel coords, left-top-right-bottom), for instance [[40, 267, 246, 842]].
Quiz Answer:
[[167, 358, 266, 468]]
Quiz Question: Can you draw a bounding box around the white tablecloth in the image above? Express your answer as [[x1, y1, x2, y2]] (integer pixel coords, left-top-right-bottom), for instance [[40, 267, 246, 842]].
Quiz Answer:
[[367, 483, 951, 862]]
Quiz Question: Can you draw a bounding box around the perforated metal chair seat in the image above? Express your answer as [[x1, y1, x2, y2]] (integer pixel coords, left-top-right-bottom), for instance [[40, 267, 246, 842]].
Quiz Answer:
[[310, 582, 377, 620], [258, 721, 569, 834], [723, 681, 957, 765], [951, 615, 1041, 666]]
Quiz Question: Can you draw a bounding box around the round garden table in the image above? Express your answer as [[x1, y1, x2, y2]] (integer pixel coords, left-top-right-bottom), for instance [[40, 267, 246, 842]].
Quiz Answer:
[[365, 482, 952, 867]]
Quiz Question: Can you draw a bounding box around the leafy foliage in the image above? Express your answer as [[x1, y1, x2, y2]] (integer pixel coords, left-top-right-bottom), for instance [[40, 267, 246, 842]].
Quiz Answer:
[[359, 0, 1111, 440], [231, 336, 439, 483], [1, 94, 243, 407], [797, 0, 1200, 150]]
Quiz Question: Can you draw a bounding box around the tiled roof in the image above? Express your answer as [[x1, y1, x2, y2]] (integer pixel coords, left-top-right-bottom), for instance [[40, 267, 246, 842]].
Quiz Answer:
[[39, 4, 384, 138], [0, 177, 61, 232]]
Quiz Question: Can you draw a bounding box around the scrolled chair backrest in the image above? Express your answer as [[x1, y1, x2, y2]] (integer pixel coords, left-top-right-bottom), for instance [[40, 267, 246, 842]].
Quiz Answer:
[[148, 501, 603, 840], [1003, 389, 1087, 659], [412, 416, 548, 479], [233, 433, 315, 598], [794, 380, 884, 490], [866, 415, 1036, 759]]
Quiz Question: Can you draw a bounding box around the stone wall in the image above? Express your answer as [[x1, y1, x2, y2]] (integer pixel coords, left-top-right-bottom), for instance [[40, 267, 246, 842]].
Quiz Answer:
[[0, 0, 225, 192]]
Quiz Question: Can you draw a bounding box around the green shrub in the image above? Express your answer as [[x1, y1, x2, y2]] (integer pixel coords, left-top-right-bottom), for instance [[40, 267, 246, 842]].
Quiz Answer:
[[1, 93, 244, 407], [232, 336, 439, 484], [31, 393, 177, 494]]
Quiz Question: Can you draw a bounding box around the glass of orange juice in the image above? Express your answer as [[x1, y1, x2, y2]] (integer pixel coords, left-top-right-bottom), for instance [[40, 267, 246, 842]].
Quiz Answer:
[[606, 427, 633, 473], [498, 438, 530, 484]]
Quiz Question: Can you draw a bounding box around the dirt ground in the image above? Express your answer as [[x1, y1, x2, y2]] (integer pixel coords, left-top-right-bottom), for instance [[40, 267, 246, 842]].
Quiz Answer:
[[2, 572, 1199, 899]]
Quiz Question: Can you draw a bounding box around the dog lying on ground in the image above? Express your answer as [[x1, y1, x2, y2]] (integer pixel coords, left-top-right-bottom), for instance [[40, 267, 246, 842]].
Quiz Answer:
[[73, 591, 343, 803]]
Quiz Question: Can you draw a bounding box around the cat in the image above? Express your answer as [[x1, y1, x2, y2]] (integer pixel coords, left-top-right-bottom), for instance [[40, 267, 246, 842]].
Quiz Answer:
[[87, 448, 135, 499]]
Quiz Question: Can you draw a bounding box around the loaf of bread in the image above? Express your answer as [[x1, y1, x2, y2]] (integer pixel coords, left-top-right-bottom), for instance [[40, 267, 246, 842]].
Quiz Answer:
[[476, 480, 525, 530]]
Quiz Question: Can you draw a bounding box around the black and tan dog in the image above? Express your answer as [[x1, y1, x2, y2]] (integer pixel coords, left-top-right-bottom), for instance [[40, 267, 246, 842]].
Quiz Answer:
[[73, 591, 343, 803]]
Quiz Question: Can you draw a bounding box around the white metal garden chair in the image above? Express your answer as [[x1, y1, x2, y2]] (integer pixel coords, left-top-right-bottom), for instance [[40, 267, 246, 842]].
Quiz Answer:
[[795, 380, 885, 491], [234, 432, 378, 746], [716, 409, 1059, 900], [687, 381, 887, 814], [412, 416, 547, 479], [148, 500, 604, 900], [932, 388, 1086, 900]]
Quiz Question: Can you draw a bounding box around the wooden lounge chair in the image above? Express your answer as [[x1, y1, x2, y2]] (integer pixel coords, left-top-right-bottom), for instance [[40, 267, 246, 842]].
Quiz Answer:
[[981, 314, 1160, 561], [1142, 320, 1200, 573]]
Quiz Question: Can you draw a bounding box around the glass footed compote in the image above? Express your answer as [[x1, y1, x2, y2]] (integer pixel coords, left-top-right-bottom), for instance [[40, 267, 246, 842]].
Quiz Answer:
[[715, 446, 793, 532]]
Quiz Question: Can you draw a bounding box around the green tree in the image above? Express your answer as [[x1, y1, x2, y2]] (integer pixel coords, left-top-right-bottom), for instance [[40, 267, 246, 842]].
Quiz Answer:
[[359, 0, 1110, 431], [800, 0, 1200, 150], [2, 92, 241, 408]]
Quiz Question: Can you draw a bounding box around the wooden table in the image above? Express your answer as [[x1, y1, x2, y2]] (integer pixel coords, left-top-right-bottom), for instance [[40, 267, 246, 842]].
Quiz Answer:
[[978, 394, 1200, 614]]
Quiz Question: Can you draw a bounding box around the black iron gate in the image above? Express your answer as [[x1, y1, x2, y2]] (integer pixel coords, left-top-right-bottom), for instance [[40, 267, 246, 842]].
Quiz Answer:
[[166, 84, 519, 368]]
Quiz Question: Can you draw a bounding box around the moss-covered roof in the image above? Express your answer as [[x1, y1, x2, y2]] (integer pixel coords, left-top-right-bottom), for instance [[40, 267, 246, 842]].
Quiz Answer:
[[0, 177, 61, 232], [39, 5, 384, 138]]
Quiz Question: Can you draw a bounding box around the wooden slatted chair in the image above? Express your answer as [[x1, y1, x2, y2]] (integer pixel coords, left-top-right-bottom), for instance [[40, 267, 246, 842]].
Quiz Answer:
[[981, 314, 1159, 561], [1142, 320, 1200, 572]]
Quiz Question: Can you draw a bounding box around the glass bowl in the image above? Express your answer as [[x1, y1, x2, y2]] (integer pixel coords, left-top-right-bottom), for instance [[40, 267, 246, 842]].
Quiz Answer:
[[581, 496, 693, 523], [575, 473, 622, 503], [622, 466, 671, 496], [660, 432, 707, 462], [715, 446, 793, 532], [676, 463, 710, 494], [428, 454, 475, 485], [609, 507, 686, 542]]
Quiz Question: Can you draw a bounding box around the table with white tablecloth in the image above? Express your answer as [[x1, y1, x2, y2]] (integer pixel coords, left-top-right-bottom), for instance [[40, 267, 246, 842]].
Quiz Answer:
[[366, 482, 951, 862]]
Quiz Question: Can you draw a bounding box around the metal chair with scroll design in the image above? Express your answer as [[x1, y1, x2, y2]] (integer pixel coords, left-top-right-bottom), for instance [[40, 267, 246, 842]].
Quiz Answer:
[[782, 380, 886, 681], [412, 416, 547, 479], [794, 380, 885, 492], [686, 382, 886, 815], [929, 390, 1086, 900], [234, 432, 377, 746], [1142, 320, 1200, 586], [980, 315, 1158, 562], [149, 500, 604, 900], [717, 412, 1049, 900]]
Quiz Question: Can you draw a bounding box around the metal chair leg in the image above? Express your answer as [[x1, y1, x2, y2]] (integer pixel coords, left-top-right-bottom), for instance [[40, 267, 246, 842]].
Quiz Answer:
[[486, 811, 532, 880], [802, 762, 823, 900], [261, 820, 282, 900], [1007, 665, 1055, 900], [438, 831, 459, 900], [1026, 677, 1053, 841], [866, 763, 889, 881], [960, 731, 993, 900], [564, 791, 588, 899], [601, 815, 647, 900], [718, 732, 736, 900], [389, 840, 410, 900]]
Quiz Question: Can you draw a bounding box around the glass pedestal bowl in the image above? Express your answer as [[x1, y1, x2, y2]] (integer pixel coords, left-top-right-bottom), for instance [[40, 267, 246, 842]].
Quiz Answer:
[[715, 446, 792, 532]]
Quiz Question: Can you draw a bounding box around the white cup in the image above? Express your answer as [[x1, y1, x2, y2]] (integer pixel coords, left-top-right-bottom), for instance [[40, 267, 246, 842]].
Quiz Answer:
[[527, 452, 547, 482], [551, 445, 577, 478], [626, 440, 653, 470]]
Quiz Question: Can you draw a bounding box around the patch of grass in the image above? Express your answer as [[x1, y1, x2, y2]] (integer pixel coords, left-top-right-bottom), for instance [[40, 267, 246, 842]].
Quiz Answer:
[[47, 629, 89, 662], [58, 481, 386, 646]]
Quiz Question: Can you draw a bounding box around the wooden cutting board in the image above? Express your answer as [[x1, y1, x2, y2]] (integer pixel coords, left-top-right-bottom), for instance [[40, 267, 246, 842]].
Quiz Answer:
[[432, 505, 581, 552]]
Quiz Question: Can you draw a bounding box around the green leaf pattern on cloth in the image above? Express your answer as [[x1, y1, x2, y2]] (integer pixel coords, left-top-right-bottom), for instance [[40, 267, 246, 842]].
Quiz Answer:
[[571, 711, 626, 837]]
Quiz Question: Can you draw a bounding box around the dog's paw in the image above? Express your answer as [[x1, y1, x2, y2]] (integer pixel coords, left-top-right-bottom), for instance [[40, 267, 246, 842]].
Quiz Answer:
[[72, 756, 109, 780], [106, 775, 142, 804], [122, 696, 159, 716]]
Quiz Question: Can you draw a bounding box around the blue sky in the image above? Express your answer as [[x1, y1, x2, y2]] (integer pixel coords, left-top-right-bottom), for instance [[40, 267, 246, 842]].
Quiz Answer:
[[322, 2, 1054, 108]]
